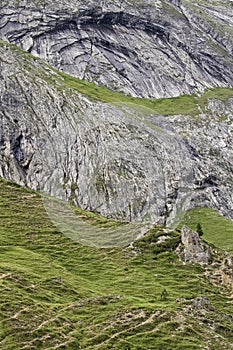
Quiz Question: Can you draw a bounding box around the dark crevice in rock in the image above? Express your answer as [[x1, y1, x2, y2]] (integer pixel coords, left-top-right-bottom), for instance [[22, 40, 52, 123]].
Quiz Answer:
[[11, 133, 24, 162]]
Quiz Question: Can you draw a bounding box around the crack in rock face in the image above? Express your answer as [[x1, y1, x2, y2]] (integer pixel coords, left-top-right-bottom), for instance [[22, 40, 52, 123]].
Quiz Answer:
[[0, 0, 232, 98]]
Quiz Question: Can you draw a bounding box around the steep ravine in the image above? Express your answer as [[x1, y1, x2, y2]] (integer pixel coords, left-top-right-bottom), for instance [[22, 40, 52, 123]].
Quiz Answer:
[[0, 41, 232, 224], [0, 0, 232, 98]]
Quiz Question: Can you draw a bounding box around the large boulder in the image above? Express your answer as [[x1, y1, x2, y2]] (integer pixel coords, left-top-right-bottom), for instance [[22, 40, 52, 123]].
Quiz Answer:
[[180, 225, 210, 265]]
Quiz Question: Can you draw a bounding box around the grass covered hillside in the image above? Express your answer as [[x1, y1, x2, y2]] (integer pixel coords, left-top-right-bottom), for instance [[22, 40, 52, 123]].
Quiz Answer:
[[0, 178, 233, 349]]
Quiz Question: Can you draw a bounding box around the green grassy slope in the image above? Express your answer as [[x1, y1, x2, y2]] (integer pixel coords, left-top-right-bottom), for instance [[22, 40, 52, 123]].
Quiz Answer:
[[0, 178, 233, 349], [54, 71, 233, 117]]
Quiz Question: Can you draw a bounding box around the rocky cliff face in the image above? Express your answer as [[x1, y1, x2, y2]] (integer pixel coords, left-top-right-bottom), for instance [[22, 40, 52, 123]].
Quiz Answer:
[[0, 0, 232, 98], [0, 41, 232, 224]]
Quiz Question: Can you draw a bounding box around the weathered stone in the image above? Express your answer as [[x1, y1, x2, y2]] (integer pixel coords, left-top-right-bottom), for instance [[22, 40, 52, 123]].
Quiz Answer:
[[192, 296, 215, 311], [181, 226, 210, 264]]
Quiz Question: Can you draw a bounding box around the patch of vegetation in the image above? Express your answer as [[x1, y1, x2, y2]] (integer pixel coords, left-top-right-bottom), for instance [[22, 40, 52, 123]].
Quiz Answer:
[[95, 174, 105, 192], [199, 87, 233, 110], [58, 71, 233, 117], [0, 178, 233, 349], [56, 70, 200, 116], [134, 226, 181, 255], [162, 1, 187, 19], [72, 206, 123, 229]]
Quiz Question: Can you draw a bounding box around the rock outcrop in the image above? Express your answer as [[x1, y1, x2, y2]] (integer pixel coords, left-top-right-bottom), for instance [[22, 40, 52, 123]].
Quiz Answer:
[[0, 0, 232, 98], [180, 226, 210, 264], [192, 296, 215, 311], [0, 41, 232, 224]]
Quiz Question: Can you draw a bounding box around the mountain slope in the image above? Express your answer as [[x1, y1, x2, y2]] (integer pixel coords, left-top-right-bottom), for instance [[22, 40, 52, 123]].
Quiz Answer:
[[0, 0, 232, 98], [0, 178, 233, 349], [1, 2, 233, 348], [0, 41, 233, 224]]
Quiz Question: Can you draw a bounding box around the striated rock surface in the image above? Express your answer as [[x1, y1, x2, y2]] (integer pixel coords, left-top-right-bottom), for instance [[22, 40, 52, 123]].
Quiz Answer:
[[0, 0, 232, 98], [180, 226, 210, 264], [0, 41, 232, 224]]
